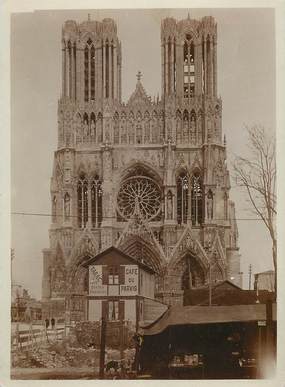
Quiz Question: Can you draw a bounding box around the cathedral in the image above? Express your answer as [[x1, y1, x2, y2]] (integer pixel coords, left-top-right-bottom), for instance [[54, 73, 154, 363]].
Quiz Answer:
[[42, 14, 241, 320]]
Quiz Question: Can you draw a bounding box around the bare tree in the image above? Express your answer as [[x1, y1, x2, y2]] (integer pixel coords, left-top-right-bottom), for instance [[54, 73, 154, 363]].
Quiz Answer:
[[233, 125, 276, 294]]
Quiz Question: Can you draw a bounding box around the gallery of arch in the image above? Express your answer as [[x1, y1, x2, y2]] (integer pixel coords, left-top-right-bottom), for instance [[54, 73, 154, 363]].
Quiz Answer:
[[41, 13, 242, 323]]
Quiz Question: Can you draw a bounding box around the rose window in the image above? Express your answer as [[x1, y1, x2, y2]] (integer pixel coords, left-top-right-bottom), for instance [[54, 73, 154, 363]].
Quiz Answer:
[[117, 176, 161, 220]]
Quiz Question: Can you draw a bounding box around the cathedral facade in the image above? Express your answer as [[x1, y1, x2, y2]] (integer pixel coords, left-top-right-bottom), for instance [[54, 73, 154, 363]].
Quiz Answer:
[[42, 14, 241, 319]]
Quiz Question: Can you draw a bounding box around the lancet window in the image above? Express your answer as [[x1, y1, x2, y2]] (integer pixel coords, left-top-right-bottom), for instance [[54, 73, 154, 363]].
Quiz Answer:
[[191, 172, 203, 226], [91, 176, 102, 228], [77, 174, 88, 228], [136, 125, 142, 144], [84, 38, 95, 102], [177, 172, 189, 224], [183, 35, 195, 98], [77, 174, 102, 229]]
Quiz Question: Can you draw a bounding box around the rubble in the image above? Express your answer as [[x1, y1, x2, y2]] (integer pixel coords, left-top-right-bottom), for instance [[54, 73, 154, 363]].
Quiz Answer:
[[11, 321, 136, 371], [11, 342, 100, 369]]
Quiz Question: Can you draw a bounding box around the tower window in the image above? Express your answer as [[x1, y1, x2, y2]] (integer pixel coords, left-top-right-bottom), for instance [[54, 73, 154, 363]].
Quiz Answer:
[[84, 46, 89, 102], [183, 39, 195, 98], [84, 39, 95, 102], [90, 45, 95, 100]]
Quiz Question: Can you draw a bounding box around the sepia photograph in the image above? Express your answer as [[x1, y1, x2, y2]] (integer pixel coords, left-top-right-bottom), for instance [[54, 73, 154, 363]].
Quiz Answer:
[[4, 4, 283, 382]]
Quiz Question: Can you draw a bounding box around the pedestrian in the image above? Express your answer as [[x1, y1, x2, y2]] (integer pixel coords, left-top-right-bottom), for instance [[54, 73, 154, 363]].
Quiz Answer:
[[45, 318, 49, 329], [51, 317, 55, 330]]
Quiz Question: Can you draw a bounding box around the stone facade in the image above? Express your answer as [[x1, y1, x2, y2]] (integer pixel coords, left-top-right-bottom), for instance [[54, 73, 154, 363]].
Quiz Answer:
[[42, 14, 241, 319]]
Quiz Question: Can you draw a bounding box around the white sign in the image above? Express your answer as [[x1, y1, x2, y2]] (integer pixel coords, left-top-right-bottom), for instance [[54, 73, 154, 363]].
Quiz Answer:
[[258, 320, 266, 327], [89, 265, 107, 296], [120, 265, 138, 296]]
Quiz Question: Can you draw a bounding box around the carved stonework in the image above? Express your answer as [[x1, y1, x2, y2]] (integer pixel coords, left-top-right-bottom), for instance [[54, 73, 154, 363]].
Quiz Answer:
[[43, 14, 242, 310]]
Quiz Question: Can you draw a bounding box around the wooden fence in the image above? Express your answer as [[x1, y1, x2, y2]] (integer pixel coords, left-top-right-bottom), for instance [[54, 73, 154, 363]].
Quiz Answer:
[[11, 325, 65, 351]]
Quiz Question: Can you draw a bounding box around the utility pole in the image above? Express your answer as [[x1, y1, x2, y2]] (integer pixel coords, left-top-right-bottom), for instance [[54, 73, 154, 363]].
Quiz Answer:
[[209, 264, 212, 306], [248, 264, 252, 290], [99, 317, 106, 379]]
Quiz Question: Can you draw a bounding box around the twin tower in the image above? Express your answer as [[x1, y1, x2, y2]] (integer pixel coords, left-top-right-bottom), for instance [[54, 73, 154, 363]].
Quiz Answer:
[[61, 15, 217, 102]]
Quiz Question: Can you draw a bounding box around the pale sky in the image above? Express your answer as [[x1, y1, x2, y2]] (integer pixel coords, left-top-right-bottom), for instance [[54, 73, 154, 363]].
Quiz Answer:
[[11, 8, 275, 298]]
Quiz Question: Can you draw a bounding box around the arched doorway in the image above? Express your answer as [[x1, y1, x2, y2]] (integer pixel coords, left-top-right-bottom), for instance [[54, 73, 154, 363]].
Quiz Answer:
[[181, 253, 206, 290]]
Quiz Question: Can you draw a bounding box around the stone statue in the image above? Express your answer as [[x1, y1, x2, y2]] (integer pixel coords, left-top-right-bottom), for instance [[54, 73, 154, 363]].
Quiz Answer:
[[64, 193, 70, 220], [206, 192, 213, 219], [83, 119, 89, 138], [167, 192, 173, 220], [90, 119, 96, 139]]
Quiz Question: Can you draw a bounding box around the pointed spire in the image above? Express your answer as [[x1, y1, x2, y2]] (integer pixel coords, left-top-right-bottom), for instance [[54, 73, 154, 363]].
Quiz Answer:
[[136, 70, 142, 82], [187, 12, 191, 20]]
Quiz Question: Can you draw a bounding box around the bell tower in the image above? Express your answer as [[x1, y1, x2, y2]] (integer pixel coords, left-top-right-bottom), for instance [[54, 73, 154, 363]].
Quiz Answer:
[[161, 15, 217, 100], [61, 17, 121, 103]]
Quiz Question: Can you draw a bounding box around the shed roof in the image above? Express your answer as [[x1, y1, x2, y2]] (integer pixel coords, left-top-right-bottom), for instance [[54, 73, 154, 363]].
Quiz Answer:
[[142, 303, 276, 336], [82, 246, 155, 274]]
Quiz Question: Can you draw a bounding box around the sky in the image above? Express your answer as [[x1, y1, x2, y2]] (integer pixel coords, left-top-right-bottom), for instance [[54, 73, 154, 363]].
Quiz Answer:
[[11, 8, 276, 298]]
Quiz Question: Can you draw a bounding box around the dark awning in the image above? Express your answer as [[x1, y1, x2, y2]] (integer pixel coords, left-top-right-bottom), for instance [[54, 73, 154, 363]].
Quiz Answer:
[[141, 303, 276, 336]]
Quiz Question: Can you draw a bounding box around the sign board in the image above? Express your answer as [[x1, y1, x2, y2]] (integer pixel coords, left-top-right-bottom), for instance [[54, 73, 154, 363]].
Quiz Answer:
[[120, 265, 139, 296], [258, 320, 266, 327], [89, 265, 107, 296]]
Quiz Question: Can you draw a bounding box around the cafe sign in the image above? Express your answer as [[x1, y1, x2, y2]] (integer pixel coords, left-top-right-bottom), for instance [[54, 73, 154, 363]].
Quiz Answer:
[[120, 265, 138, 296]]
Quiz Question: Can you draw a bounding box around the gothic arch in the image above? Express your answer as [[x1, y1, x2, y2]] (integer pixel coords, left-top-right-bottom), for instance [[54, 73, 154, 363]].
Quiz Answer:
[[189, 161, 202, 178], [119, 161, 163, 186], [168, 249, 208, 292], [120, 235, 165, 274], [69, 228, 99, 269], [180, 253, 207, 290], [66, 257, 90, 294]]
